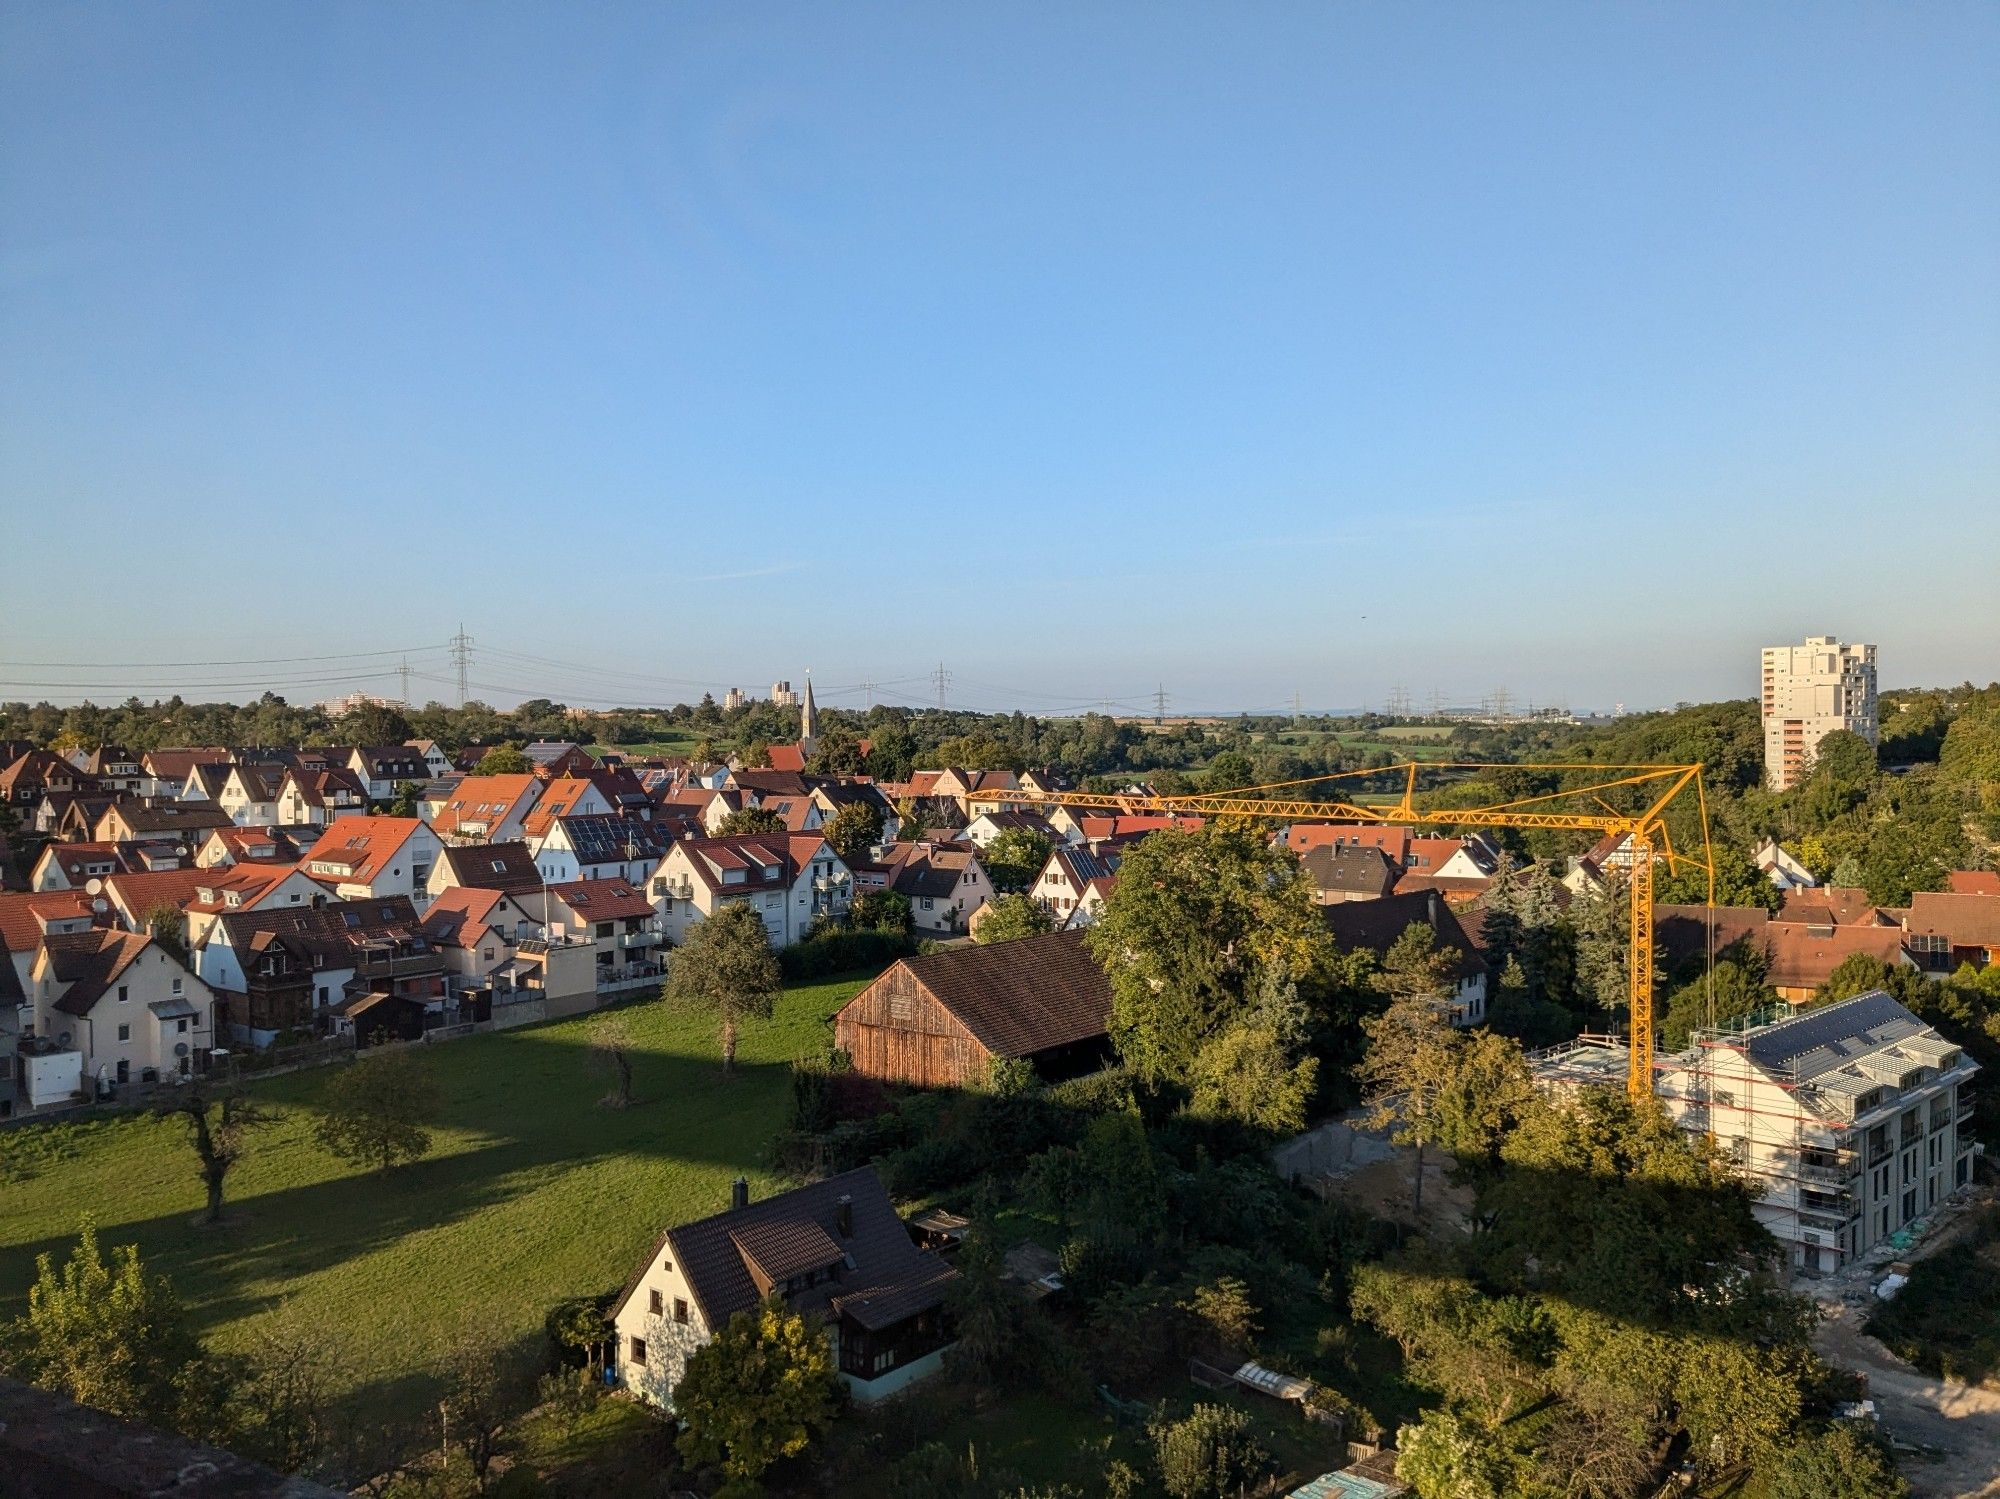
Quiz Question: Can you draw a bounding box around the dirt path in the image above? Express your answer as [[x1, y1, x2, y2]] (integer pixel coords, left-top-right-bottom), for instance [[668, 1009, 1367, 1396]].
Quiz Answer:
[[1814, 1295, 2000, 1497]]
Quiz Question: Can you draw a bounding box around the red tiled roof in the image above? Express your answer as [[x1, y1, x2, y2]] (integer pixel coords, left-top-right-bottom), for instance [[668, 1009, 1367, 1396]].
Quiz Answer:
[[1777, 886, 1887, 928], [0, 890, 108, 953], [1903, 892, 2000, 948], [300, 816, 426, 885], [1946, 871, 2000, 898], [1765, 923, 1906, 993], [1079, 814, 1203, 841], [430, 775, 540, 839], [549, 878, 654, 922], [518, 776, 597, 839], [1283, 823, 1413, 861]]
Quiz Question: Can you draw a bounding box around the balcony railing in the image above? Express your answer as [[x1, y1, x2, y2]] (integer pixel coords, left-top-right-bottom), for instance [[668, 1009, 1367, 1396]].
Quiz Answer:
[[597, 961, 665, 994]]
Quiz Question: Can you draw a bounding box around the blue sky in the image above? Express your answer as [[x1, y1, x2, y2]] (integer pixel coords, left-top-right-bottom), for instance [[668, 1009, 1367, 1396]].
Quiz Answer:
[[2, 3, 1995, 714]]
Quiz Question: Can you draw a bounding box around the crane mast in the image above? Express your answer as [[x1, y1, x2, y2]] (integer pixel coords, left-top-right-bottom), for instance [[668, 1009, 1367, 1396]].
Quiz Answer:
[[970, 761, 1714, 1098]]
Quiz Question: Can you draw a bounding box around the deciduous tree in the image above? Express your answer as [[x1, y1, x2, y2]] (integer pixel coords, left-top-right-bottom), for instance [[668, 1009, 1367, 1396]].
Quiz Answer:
[[587, 1009, 637, 1108], [472, 744, 531, 775], [313, 1046, 436, 1172], [1085, 825, 1328, 1083], [674, 1297, 840, 1484], [5, 1222, 234, 1441], [663, 903, 782, 1074], [156, 1079, 280, 1224], [822, 801, 884, 864], [983, 826, 1054, 891], [715, 804, 787, 836], [973, 892, 1055, 945], [1149, 1403, 1268, 1499], [1186, 1020, 1317, 1134]]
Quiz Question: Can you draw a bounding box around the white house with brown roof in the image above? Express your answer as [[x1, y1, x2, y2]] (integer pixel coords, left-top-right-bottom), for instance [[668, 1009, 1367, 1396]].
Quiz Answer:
[[193, 825, 302, 869], [275, 767, 369, 828], [419, 887, 543, 995], [348, 746, 432, 803], [29, 931, 215, 1090], [427, 774, 544, 845], [541, 879, 665, 997], [215, 764, 284, 826], [869, 843, 994, 937], [611, 1168, 956, 1411], [300, 817, 444, 908], [93, 799, 234, 851], [651, 834, 851, 948]]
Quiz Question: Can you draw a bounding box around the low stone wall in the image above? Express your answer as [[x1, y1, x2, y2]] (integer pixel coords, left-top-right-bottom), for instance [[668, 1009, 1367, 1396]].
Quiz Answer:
[[1270, 1118, 1396, 1184]]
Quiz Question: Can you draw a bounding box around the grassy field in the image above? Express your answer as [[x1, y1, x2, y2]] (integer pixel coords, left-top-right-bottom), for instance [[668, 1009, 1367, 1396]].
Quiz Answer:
[[585, 732, 712, 759], [0, 972, 874, 1431]]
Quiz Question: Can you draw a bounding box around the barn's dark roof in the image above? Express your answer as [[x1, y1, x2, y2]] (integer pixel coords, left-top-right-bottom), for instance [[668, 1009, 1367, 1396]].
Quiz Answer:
[[888, 927, 1113, 1058], [611, 1167, 951, 1333]]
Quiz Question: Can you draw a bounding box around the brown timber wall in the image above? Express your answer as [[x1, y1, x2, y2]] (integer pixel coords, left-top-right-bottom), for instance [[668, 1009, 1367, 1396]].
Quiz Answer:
[[833, 965, 990, 1088]]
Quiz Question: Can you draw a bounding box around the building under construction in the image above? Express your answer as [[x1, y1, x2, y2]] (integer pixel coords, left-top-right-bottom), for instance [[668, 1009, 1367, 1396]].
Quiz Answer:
[[1532, 990, 1979, 1275]]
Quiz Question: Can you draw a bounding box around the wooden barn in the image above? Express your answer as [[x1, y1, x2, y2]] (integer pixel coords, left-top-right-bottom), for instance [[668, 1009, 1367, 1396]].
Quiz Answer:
[[832, 929, 1113, 1089]]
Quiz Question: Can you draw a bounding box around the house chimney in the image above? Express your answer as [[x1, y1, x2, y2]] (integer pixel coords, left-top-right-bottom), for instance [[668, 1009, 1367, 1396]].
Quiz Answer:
[[730, 1176, 749, 1211], [836, 1194, 853, 1238]]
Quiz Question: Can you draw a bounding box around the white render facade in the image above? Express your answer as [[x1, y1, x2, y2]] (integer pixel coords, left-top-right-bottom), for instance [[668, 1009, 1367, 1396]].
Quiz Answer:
[[650, 837, 851, 949], [1537, 991, 1976, 1275], [1760, 636, 1878, 791]]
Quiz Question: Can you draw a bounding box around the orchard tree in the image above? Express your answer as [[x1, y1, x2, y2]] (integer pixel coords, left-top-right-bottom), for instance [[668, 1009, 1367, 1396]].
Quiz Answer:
[[675, 1297, 840, 1484], [156, 1080, 280, 1224], [587, 1009, 637, 1109], [663, 903, 782, 1074], [1148, 1403, 1268, 1499], [313, 1047, 436, 1173]]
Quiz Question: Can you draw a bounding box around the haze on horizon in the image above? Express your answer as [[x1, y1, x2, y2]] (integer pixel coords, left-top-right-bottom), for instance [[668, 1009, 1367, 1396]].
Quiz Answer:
[[1, 3, 1995, 715]]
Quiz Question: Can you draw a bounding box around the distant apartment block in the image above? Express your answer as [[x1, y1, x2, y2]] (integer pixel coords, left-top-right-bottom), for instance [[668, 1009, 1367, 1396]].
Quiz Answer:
[[1760, 635, 1877, 790]]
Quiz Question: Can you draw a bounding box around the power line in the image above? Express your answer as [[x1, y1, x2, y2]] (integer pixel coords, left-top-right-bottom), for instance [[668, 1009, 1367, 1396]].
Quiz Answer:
[[0, 643, 444, 670]]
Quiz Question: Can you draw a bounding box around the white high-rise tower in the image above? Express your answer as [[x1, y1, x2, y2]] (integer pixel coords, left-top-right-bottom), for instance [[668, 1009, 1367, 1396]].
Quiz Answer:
[[1760, 636, 1878, 790]]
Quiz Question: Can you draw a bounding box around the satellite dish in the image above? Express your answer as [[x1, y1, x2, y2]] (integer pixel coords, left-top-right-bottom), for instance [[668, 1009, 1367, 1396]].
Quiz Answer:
[[174, 1042, 190, 1057], [84, 877, 104, 896], [57, 1031, 71, 1046], [91, 898, 109, 914]]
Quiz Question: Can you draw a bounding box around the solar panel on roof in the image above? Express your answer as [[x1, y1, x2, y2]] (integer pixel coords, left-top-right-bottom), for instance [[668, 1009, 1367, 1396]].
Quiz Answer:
[[1745, 990, 1913, 1071]]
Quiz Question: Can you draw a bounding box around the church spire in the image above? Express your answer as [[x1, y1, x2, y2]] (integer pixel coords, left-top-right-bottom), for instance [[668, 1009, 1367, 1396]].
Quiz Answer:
[[800, 672, 818, 752]]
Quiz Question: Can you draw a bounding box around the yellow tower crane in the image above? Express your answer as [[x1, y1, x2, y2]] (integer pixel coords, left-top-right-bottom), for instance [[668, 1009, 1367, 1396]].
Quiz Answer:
[[969, 761, 1715, 1098]]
